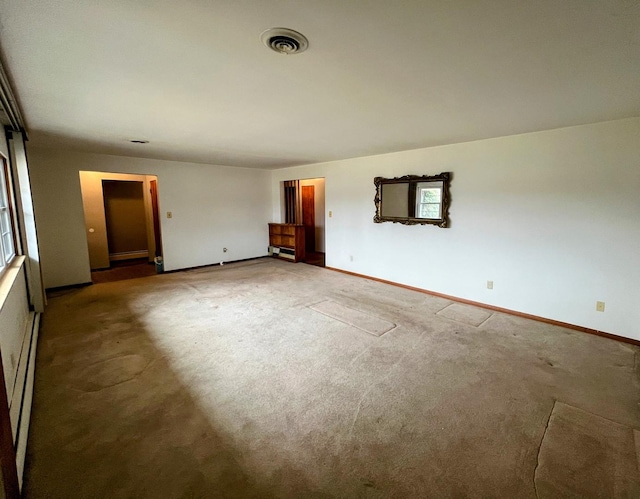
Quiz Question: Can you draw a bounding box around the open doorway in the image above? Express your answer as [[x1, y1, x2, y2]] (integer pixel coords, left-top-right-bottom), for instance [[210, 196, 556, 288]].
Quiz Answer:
[[282, 177, 325, 267], [79, 171, 162, 283]]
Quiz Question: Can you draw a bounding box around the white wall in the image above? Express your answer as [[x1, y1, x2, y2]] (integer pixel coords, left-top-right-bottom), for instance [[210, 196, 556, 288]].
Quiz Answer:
[[0, 262, 30, 402], [28, 149, 272, 288], [271, 118, 640, 340]]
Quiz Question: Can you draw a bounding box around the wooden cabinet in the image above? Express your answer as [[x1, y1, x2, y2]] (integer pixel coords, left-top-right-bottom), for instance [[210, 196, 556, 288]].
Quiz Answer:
[[268, 223, 305, 262]]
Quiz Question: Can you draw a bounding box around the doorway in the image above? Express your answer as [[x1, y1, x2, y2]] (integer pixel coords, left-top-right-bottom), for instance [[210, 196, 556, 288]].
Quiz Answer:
[[79, 171, 162, 283], [282, 177, 325, 267]]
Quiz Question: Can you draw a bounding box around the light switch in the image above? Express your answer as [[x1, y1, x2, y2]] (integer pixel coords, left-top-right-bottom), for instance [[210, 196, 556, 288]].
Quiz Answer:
[[166, 211, 172, 219]]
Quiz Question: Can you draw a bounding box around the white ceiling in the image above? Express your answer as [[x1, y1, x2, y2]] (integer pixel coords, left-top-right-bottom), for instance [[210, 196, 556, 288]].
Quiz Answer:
[[0, 0, 638, 169]]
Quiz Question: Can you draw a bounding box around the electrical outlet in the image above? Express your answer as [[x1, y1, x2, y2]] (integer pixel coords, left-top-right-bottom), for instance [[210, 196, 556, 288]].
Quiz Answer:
[[596, 301, 605, 312], [166, 211, 172, 219], [329, 211, 333, 218], [487, 280, 493, 290]]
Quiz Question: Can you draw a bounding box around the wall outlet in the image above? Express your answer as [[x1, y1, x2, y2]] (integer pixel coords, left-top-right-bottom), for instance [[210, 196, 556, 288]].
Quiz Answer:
[[487, 280, 494, 290], [329, 211, 333, 218], [166, 211, 172, 219], [596, 301, 605, 312]]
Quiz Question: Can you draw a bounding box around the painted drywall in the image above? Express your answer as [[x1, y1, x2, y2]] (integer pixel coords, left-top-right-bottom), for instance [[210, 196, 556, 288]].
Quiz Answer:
[[271, 118, 640, 340], [103, 180, 148, 256], [299, 178, 326, 253], [0, 262, 30, 401], [29, 150, 272, 288]]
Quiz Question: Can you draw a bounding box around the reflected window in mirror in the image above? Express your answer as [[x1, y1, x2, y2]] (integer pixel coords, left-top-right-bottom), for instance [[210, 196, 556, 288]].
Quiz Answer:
[[415, 181, 443, 219]]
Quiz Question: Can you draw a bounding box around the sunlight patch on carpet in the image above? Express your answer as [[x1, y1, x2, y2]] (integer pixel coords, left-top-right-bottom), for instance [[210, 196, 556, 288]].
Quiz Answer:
[[309, 300, 396, 337], [436, 303, 492, 327]]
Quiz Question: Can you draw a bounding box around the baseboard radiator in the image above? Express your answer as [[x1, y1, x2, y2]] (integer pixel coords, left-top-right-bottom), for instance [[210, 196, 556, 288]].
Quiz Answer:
[[109, 250, 149, 262], [9, 311, 40, 490], [268, 245, 295, 261]]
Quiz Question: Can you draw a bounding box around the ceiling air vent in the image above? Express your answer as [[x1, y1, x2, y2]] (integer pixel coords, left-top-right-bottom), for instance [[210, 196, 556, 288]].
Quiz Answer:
[[261, 28, 309, 55]]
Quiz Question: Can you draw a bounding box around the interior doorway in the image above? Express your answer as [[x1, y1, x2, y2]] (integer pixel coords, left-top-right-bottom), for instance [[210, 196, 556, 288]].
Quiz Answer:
[[79, 171, 162, 283], [282, 177, 325, 267], [301, 185, 315, 253]]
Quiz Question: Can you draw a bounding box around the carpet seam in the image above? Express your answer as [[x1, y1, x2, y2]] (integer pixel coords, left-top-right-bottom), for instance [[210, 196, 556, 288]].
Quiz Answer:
[[346, 328, 430, 438], [309, 300, 397, 337], [476, 312, 494, 328], [435, 303, 493, 328], [533, 399, 556, 499]]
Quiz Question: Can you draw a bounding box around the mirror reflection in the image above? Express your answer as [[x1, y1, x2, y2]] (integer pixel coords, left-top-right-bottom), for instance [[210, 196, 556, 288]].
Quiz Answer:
[[374, 172, 451, 227], [380, 183, 409, 218], [415, 180, 443, 219]]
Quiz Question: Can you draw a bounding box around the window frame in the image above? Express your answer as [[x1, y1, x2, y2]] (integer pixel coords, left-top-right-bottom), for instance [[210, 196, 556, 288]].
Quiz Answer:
[[415, 182, 444, 220], [0, 157, 18, 274]]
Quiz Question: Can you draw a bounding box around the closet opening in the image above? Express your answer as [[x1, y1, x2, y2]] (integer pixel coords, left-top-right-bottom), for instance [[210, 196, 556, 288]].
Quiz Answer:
[[79, 171, 162, 283]]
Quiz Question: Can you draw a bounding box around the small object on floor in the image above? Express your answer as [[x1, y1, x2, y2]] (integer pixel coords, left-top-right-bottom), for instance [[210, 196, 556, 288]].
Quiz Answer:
[[154, 256, 164, 273]]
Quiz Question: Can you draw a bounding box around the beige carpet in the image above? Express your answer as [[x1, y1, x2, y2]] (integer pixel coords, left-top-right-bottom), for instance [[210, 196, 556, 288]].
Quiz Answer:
[[535, 402, 640, 497], [24, 258, 640, 498], [309, 300, 396, 336]]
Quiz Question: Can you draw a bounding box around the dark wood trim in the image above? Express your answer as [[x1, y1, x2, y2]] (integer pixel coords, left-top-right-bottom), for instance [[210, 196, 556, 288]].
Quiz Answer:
[[326, 267, 640, 347], [149, 179, 162, 258], [45, 281, 93, 292], [0, 345, 19, 498]]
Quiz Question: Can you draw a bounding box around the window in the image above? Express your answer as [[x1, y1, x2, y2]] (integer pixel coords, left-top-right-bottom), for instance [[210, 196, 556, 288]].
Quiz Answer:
[[415, 181, 443, 219], [0, 159, 16, 273]]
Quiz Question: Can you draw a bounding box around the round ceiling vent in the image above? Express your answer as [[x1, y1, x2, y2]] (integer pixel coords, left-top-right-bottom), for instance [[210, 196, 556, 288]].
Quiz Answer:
[[261, 28, 309, 55]]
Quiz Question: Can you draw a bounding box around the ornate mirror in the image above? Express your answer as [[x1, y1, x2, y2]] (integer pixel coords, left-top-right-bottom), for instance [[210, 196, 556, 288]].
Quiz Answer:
[[374, 172, 451, 227]]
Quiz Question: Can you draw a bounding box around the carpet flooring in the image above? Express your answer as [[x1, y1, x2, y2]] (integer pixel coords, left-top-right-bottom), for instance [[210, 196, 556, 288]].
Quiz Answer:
[[24, 259, 640, 497], [91, 258, 157, 284]]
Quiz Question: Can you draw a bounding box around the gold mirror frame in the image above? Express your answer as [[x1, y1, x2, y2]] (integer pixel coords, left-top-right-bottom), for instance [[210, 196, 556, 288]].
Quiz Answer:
[[373, 172, 452, 227]]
